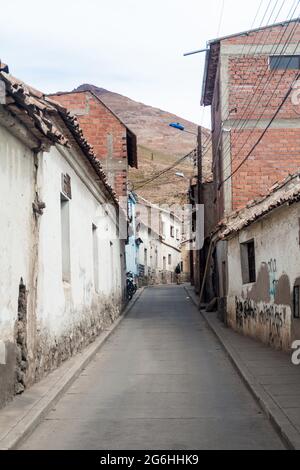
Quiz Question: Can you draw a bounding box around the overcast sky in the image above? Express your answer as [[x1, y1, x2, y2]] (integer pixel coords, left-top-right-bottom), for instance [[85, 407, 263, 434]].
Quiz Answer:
[[1, 0, 298, 128]]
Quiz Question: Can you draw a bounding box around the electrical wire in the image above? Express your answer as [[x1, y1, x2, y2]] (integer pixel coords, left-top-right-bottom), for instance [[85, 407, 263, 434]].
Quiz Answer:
[[217, 6, 300, 177], [133, 149, 196, 190], [221, 19, 300, 178], [219, 68, 300, 187]]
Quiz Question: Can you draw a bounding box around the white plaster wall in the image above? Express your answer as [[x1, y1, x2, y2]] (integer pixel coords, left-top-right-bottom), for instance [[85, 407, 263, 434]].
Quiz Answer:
[[0, 124, 35, 342], [160, 212, 182, 273], [226, 203, 300, 350], [36, 144, 125, 343]]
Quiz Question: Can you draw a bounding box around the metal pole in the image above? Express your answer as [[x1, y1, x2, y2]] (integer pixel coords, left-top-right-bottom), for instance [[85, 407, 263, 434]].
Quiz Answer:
[[197, 126, 202, 205], [197, 126, 202, 297]]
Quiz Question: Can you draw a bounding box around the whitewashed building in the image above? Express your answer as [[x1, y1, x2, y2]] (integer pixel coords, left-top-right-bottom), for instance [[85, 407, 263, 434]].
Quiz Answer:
[[217, 173, 300, 352], [136, 197, 182, 285], [0, 71, 126, 407]]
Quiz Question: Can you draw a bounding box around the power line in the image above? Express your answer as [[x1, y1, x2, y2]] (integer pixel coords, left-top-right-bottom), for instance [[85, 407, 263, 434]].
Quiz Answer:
[[223, 3, 299, 157], [198, 0, 287, 162], [218, 8, 300, 177], [221, 0, 298, 158], [207, 0, 283, 136], [133, 149, 196, 190], [219, 69, 300, 188], [198, 3, 294, 164], [216, 0, 225, 37], [221, 20, 300, 177]]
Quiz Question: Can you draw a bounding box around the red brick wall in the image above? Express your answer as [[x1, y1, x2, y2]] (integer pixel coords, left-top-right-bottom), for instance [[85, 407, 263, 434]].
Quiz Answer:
[[51, 91, 128, 198], [219, 21, 300, 213], [231, 128, 300, 209], [223, 22, 300, 46]]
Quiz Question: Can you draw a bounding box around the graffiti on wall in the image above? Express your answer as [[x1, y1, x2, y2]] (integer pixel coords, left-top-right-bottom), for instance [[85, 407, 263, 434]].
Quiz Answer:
[[267, 258, 278, 299], [235, 297, 288, 347]]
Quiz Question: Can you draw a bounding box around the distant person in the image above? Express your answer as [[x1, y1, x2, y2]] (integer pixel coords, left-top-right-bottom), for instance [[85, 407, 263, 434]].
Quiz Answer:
[[175, 264, 181, 285]]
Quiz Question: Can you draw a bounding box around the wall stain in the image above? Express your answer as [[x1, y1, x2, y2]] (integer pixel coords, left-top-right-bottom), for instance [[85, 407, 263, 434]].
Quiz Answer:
[[247, 263, 270, 303]]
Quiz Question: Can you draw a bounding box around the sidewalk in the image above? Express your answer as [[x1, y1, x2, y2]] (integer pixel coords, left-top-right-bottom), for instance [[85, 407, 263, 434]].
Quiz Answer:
[[185, 285, 300, 450], [0, 288, 145, 450]]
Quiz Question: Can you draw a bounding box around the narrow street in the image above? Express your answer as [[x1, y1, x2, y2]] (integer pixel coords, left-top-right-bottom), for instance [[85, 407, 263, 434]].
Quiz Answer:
[[19, 286, 284, 450]]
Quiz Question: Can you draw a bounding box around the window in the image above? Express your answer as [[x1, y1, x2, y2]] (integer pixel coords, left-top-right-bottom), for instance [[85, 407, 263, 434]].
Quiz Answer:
[[144, 248, 148, 266], [170, 226, 175, 238], [163, 256, 166, 270], [92, 224, 99, 293], [269, 55, 300, 70], [240, 240, 256, 284], [60, 194, 71, 283], [155, 249, 158, 268], [168, 254, 172, 266], [294, 286, 300, 319]]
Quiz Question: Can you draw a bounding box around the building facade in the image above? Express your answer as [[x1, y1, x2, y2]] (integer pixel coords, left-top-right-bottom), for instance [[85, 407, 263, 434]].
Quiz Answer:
[[197, 19, 300, 350], [125, 192, 139, 278], [202, 19, 300, 220], [218, 173, 300, 351], [136, 197, 182, 285], [0, 71, 125, 408], [49, 90, 137, 199]]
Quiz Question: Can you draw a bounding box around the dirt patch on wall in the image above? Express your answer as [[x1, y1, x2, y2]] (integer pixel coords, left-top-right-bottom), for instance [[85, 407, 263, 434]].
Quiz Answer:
[[247, 263, 270, 303], [33, 295, 122, 382], [15, 279, 28, 395], [275, 274, 291, 308], [0, 343, 17, 409]]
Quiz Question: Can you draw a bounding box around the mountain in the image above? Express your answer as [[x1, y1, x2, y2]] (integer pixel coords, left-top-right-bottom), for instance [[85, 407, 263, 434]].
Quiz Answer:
[[74, 84, 211, 205]]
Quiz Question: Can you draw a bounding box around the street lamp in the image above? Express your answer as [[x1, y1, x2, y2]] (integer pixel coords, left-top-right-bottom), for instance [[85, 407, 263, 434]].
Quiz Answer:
[[175, 172, 186, 179], [169, 123, 197, 136]]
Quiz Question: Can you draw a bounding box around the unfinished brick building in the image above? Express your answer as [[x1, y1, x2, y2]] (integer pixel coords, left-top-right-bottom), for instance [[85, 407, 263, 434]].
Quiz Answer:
[[201, 18, 300, 220], [50, 90, 137, 199]]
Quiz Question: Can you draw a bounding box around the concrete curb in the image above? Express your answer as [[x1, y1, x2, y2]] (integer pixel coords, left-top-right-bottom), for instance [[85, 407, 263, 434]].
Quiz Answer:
[[184, 285, 300, 451], [0, 288, 145, 450]]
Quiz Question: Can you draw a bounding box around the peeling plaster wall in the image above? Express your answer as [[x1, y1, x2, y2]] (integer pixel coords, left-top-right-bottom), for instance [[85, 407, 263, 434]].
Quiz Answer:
[[0, 120, 126, 407], [0, 124, 36, 407], [226, 203, 300, 351], [32, 145, 125, 383]]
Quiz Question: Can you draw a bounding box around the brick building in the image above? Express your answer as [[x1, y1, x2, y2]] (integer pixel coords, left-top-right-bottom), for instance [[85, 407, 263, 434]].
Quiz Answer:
[[201, 18, 300, 220], [196, 19, 300, 347], [50, 90, 137, 199]]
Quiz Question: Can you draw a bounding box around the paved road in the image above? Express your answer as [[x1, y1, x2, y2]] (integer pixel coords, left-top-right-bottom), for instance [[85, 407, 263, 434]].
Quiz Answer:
[[19, 286, 285, 450]]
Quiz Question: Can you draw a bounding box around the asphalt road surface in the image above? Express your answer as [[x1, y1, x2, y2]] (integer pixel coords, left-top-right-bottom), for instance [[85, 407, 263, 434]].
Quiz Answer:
[[19, 286, 285, 450]]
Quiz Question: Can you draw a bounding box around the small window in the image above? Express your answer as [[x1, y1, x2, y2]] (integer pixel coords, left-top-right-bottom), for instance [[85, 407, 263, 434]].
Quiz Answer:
[[60, 194, 71, 283], [294, 286, 300, 319], [168, 254, 172, 265], [170, 226, 175, 238], [92, 224, 99, 293], [269, 55, 300, 70], [163, 256, 166, 270], [240, 240, 256, 285]]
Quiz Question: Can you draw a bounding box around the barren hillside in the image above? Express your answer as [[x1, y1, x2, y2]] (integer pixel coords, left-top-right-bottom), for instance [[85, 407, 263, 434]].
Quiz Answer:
[[74, 84, 211, 205]]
